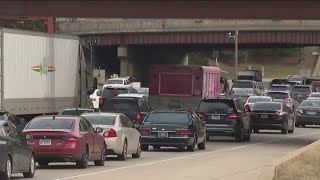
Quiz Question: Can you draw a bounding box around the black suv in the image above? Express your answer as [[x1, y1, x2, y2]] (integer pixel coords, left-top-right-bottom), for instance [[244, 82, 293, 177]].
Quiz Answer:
[[100, 96, 152, 125], [98, 86, 138, 109], [196, 97, 251, 142]]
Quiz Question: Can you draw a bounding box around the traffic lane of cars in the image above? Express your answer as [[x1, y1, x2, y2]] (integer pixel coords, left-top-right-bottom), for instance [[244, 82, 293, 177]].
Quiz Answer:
[[16, 127, 320, 180]]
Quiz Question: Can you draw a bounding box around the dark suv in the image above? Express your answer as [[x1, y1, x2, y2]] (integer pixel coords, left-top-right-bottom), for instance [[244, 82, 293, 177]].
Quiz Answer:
[[291, 85, 316, 103], [196, 97, 251, 142], [100, 96, 152, 125]]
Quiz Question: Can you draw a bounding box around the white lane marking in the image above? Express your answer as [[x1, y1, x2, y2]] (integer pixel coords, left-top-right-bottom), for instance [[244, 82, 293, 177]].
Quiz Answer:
[[54, 132, 320, 180]]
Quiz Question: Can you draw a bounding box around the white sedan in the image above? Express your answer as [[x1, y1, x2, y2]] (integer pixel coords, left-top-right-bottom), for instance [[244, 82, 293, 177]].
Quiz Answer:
[[244, 96, 272, 111], [89, 89, 103, 109], [81, 112, 141, 161]]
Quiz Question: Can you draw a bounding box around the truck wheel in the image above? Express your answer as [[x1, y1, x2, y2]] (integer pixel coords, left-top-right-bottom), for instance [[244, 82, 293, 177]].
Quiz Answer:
[[198, 138, 206, 150], [23, 154, 36, 178], [187, 136, 196, 151], [141, 145, 149, 151]]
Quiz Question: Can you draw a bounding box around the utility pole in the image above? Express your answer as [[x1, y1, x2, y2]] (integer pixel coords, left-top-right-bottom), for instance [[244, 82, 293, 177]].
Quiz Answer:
[[228, 30, 239, 79], [86, 36, 97, 70]]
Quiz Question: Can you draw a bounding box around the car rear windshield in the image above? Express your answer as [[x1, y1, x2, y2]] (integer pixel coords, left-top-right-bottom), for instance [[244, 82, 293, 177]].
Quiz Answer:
[[232, 81, 254, 88], [102, 88, 129, 99], [144, 112, 189, 125], [102, 100, 138, 112], [26, 119, 74, 129], [82, 115, 116, 125], [311, 81, 320, 86], [252, 103, 281, 111], [306, 79, 320, 85], [248, 97, 271, 103], [310, 93, 320, 97], [106, 79, 123, 85], [237, 76, 255, 81], [267, 92, 289, 99], [61, 110, 93, 116], [270, 86, 289, 91], [271, 79, 286, 84], [292, 86, 311, 92], [198, 100, 235, 114], [299, 100, 320, 107]]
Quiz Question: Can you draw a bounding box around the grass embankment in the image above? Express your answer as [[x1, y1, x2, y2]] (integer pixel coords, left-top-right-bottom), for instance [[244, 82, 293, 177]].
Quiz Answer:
[[273, 145, 320, 180]]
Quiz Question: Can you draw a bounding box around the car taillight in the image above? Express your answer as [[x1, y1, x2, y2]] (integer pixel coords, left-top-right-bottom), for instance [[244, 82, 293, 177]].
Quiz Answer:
[[99, 98, 104, 104], [245, 104, 251, 110], [67, 137, 77, 142], [227, 114, 238, 119], [175, 129, 190, 135], [296, 109, 304, 114], [272, 112, 283, 119], [103, 128, 117, 137], [139, 128, 151, 135], [136, 112, 142, 122], [196, 111, 205, 120], [284, 98, 291, 102]]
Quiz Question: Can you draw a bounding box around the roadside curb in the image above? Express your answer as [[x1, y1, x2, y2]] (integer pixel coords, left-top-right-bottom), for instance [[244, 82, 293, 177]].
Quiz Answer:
[[258, 139, 320, 180]]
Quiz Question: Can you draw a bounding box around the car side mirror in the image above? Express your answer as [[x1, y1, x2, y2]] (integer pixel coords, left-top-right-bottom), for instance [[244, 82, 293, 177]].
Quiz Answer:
[[95, 127, 103, 133]]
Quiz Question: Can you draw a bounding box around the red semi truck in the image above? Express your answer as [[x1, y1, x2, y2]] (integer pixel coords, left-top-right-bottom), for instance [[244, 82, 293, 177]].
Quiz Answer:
[[149, 65, 221, 110]]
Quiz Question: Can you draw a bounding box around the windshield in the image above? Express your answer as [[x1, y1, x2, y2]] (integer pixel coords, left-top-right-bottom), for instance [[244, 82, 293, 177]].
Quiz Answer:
[[252, 103, 281, 111], [198, 100, 235, 114], [102, 88, 129, 99], [248, 97, 271, 103], [102, 100, 138, 112], [82, 115, 116, 125], [106, 79, 123, 85], [299, 100, 320, 107], [292, 87, 310, 92], [310, 93, 320, 97], [61, 110, 93, 116], [26, 119, 74, 129], [270, 86, 289, 91], [144, 112, 189, 125], [267, 92, 289, 99], [232, 81, 254, 88], [237, 76, 254, 81]]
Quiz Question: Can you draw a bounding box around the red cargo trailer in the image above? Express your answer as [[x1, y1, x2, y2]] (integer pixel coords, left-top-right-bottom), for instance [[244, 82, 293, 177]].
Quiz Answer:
[[149, 65, 220, 110]]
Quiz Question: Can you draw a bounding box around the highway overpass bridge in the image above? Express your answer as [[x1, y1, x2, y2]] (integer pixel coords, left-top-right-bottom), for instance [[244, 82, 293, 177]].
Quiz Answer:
[[1, 1, 320, 19]]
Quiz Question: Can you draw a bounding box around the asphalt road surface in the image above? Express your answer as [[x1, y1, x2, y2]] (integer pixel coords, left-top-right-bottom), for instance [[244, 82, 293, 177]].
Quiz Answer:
[[14, 127, 320, 180]]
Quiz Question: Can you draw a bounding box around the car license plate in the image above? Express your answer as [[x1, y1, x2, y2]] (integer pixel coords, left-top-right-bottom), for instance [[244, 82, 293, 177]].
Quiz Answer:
[[39, 139, 51, 146], [211, 115, 220, 120], [261, 115, 268, 119], [307, 111, 317, 115], [158, 132, 168, 138]]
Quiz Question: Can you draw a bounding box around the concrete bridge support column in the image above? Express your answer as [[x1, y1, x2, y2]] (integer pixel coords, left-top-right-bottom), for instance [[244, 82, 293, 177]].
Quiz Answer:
[[118, 47, 134, 77]]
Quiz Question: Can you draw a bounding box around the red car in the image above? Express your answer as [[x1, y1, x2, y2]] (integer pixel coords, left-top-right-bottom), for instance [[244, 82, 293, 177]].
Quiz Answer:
[[23, 115, 106, 169]]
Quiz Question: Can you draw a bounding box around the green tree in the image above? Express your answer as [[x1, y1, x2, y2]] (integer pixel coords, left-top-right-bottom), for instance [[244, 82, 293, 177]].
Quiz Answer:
[[188, 52, 209, 66]]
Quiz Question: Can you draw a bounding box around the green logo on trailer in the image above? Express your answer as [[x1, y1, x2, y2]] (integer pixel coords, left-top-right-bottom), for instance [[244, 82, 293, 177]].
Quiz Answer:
[[31, 63, 55, 75]]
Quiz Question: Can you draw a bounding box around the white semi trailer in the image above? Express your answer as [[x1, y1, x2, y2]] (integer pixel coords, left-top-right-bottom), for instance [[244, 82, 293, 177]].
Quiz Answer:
[[0, 28, 88, 120]]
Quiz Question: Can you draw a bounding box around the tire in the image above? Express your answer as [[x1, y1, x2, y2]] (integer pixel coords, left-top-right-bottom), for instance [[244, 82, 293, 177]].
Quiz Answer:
[[281, 124, 288, 134], [301, 124, 306, 128], [295, 123, 300, 128], [253, 128, 259, 133], [23, 154, 36, 178], [235, 127, 244, 142], [141, 145, 149, 151], [198, 137, 206, 150], [288, 122, 295, 134], [243, 127, 251, 141], [38, 160, 49, 167], [206, 135, 210, 141], [0, 157, 11, 180], [152, 145, 161, 151], [76, 146, 89, 169], [187, 136, 196, 152], [118, 140, 127, 161], [94, 146, 106, 166], [132, 141, 142, 158]]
